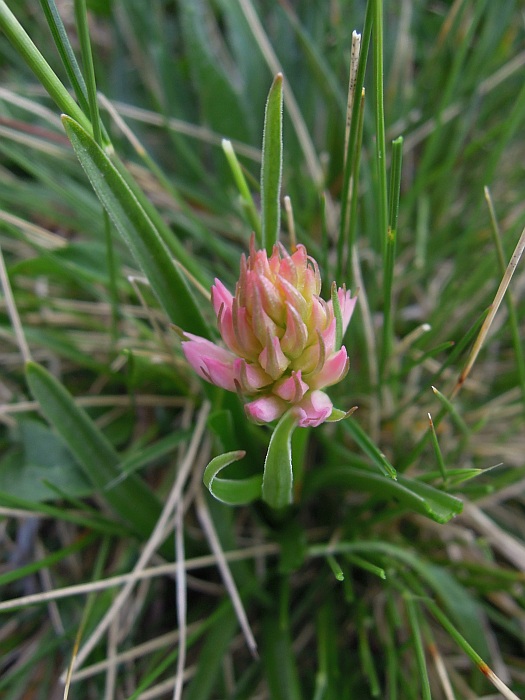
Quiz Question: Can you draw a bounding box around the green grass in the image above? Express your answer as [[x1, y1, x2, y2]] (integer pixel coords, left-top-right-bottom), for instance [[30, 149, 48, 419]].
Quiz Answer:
[[1, 1, 525, 698]]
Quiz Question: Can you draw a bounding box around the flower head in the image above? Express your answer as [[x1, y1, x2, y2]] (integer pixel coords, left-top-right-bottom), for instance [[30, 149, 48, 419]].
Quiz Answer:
[[182, 239, 356, 427]]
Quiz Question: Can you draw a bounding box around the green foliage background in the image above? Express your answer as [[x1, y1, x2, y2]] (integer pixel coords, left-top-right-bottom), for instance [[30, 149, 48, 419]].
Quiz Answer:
[[0, 1, 524, 698]]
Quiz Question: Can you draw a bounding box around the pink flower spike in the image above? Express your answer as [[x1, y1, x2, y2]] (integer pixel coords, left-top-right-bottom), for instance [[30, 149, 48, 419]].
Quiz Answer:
[[180, 240, 357, 427], [181, 334, 237, 391], [245, 395, 287, 424], [295, 390, 334, 427]]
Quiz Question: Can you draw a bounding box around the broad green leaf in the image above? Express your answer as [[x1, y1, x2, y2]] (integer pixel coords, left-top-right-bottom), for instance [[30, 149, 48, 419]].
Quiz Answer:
[[25, 361, 163, 541], [260, 73, 283, 254], [203, 450, 262, 505], [0, 418, 91, 502], [262, 409, 298, 510], [61, 115, 210, 339], [306, 465, 463, 524]]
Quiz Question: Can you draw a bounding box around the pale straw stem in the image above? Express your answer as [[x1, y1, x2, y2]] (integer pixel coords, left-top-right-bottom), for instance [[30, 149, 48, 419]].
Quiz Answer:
[[451, 222, 525, 398], [60, 401, 210, 680], [0, 242, 32, 363], [195, 486, 258, 658]]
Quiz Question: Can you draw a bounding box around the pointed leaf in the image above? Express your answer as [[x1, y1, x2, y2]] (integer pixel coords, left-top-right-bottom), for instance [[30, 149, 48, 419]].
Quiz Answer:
[[262, 409, 299, 509], [61, 115, 210, 339], [306, 465, 462, 523], [261, 74, 283, 254]]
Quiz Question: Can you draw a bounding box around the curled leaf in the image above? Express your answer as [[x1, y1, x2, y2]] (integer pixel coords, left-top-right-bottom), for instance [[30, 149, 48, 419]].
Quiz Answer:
[[204, 450, 262, 505]]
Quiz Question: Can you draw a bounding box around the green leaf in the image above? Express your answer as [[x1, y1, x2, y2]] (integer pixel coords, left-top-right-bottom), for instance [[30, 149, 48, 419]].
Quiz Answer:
[[262, 608, 303, 700], [0, 418, 91, 502], [342, 418, 397, 479], [25, 361, 163, 541], [61, 115, 210, 339], [203, 450, 262, 505], [262, 409, 299, 510], [306, 465, 463, 524], [260, 73, 283, 254]]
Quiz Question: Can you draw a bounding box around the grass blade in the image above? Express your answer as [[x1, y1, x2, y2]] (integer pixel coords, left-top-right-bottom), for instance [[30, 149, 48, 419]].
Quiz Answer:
[[0, 1, 90, 131], [25, 361, 163, 540], [61, 115, 211, 338]]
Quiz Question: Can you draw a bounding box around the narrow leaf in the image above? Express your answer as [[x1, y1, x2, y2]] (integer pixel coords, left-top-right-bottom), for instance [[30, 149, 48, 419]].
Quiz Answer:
[[261, 73, 283, 254], [61, 115, 210, 339], [306, 465, 463, 523], [343, 418, 397, 479]]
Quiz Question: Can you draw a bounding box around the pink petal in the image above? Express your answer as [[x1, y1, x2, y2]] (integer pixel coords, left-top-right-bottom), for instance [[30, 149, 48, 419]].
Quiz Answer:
[[295, 390, 333, 428], [338, 288, 357, 334], [250, 284, 279, 345], [245, 395, 287, 424], [216, 300, 242, 356], [278, 275, 308, 320], [233, 358, 272, 393], [307, 347, 349, 389], [280, 302, 308, 358], [256, 274, 285, 325], [211, 279, 233, 317], [181, 334, 236, 391], [319, 317, 337, 356], [232, 302, 261, 358], [273, 370, 309, 402], [259, 336, 289, 380]]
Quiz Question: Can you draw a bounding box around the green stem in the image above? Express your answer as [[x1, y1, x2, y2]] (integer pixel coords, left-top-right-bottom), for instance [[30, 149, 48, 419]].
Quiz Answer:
[[337, 4, 373, 281], [380, 136, 403, 378], [373, 0, 388, 257], [73, 0, 103, 145], [0, 1, 91, 132]]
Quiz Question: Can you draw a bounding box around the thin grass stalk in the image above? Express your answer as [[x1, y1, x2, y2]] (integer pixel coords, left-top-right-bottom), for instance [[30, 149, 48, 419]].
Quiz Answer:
[[427, 413, 448, 486], [404, 0, 488, 212], [64, 536, 111, 700], [74, 0, 119, 345], [451, 222, 525, 398], [373, 0, 388, 256], [0, 1, 90, 131], [73, 0, 103, 145], [344, 87, 366, 282], [39, 0, 89, 113], [484, 187, 525, 415], [424, 598, 521, 700], [337, 4, 373, 280], [0, 243, 32, 363], [63, 403, 210, 680], [222, 138, 261, 242], [380, 136, 403, 378], [358, 607, 380, 696], [405, 597, 432, 700]]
